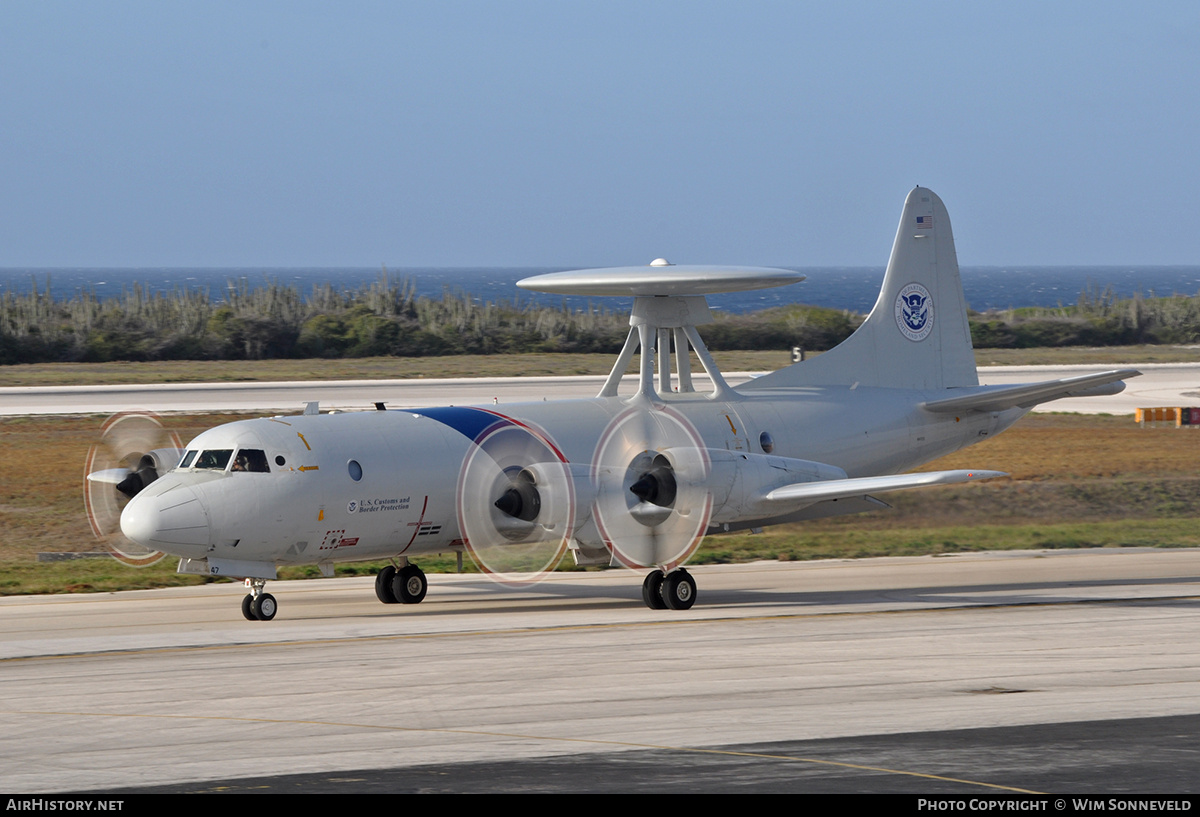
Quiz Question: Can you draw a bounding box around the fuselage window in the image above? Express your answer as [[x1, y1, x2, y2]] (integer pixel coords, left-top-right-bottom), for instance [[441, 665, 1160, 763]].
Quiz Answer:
[[179, 450, 198, 468], [194, 449, 233, 469], [759, 431, 775, 454], [232, 449, 270, 473], [348, 460, 363, 481]]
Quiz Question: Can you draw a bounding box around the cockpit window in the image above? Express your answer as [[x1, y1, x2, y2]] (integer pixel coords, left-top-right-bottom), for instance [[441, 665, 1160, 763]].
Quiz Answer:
[[231, 449, 270, 473], [179, 450, 197, 468], [194, 449, 233, 469]]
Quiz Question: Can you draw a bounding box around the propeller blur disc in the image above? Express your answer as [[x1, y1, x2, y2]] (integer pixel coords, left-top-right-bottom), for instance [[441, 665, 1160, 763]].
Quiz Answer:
[[84, 412, 181, 567], [591, 404, 712, 570], [458, 417, 574, 584]]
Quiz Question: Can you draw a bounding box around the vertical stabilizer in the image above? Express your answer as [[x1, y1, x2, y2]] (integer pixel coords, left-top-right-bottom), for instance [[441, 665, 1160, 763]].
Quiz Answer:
[[743, 187, 978, 391]]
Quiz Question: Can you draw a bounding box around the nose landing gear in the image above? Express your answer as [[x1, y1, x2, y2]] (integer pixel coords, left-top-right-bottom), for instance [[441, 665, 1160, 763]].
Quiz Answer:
[[242, 579, 277, 621]]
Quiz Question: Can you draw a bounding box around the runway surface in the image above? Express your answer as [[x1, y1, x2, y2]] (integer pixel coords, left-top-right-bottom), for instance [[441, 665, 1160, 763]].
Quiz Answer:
[[1, 363, 1194, 416], [3, 549, 1198, 793]]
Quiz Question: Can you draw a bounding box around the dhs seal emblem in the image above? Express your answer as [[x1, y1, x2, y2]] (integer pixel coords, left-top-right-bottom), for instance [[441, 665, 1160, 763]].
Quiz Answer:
[[894, 283, 934, 342]]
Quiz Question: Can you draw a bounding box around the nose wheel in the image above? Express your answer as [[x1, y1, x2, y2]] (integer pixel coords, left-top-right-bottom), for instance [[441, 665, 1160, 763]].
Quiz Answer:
[[241, 580, 277, 621], [642, 568, 696, 610]]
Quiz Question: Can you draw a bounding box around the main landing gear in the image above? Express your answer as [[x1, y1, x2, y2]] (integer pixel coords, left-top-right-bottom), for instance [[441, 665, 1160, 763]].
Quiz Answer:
[[375, 562, 428, 605], [372, 561, 690, 611], [242, 579, 277, 621], [642, 568, 696, 611]]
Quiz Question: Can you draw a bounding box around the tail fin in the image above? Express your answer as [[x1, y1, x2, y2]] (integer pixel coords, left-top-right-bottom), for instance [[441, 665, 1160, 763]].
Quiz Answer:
[[743, 187, 978, 391]]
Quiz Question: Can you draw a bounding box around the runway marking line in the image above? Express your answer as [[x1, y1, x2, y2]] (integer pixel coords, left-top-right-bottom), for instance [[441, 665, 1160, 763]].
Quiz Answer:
[[0, 707, 1042, 794]]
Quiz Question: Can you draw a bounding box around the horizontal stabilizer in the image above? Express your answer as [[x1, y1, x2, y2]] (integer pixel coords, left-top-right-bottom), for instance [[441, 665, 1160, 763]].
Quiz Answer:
[[921, 369, 1139, 414], [764, 469, 1006, 505]]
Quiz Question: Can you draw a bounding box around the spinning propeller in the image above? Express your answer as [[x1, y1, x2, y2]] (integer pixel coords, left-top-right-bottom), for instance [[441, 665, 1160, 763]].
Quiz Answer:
[[84, 412, 184, 567], [591, 404, 712, 572], [457, 418, 578, 584]]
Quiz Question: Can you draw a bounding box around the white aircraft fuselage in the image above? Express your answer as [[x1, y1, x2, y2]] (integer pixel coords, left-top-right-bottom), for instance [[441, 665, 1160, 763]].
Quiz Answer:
[[125, 387, 1022, 571]]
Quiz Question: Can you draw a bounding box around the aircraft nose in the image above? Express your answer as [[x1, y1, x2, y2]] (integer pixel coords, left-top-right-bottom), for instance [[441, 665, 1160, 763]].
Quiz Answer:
[[120, 478, 211, 552]]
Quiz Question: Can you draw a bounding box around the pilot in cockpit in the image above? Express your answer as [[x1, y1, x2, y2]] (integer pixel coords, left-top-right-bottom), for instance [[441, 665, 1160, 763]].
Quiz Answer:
[[231, 448, 270, 473]]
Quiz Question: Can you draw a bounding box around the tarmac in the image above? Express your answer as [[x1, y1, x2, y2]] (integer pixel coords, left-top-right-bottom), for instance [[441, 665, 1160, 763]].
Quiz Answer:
[[2, 550, 1198, 793]]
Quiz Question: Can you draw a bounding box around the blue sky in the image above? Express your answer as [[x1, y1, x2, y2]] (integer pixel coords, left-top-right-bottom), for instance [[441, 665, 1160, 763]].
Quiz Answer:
[[1, 1, 1197, 267]]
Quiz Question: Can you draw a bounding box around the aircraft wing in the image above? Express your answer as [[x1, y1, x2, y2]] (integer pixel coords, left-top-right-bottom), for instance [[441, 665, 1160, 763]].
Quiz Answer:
[[920, 369, 1140, 414], [764, 469, 1006, 505]]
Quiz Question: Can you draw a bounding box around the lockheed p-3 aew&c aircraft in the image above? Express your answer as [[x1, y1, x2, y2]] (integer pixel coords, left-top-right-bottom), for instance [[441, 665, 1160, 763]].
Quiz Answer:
[[85, 188, 1138, 620]]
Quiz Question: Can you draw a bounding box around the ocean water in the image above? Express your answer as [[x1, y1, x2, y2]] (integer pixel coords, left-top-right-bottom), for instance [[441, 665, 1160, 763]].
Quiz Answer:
[[2, 265, 1198, 315]]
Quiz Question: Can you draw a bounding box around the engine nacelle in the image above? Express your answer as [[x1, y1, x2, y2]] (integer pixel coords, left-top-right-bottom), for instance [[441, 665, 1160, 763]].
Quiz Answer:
[[702, 449, 848, 524]]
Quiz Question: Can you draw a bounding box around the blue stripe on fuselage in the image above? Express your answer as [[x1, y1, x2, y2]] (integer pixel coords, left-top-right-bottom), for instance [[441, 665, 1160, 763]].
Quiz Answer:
[[402, 406, 509, 443]]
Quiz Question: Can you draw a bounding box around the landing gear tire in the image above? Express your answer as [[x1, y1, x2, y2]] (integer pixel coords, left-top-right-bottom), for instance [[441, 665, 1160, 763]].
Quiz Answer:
[[242, 594, 258, 621], [251, 592, 278, 621], [375, 566, 398, 603], [661, 569, 696, 611], [642, 570, 667, 610], [393, 565, 427, 605]]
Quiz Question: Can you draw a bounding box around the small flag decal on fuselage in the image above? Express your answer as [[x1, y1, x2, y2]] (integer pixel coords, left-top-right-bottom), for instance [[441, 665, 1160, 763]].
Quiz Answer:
[[915, 215, 933, 229]]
